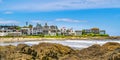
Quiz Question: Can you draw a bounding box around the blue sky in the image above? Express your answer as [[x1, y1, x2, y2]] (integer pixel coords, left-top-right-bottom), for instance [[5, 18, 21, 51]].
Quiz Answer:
[[0, 0, 120, 36]]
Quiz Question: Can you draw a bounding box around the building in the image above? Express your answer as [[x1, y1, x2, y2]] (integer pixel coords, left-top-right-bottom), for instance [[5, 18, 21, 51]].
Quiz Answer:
[[84, 29, 91, 34], [0, 24, 107, 36], [49, 25, 58, 36], [75, 30, 82, 36], [21, 28, 31, 35], [83, 28, 106, 35], [75, 28, 106, 36], [32, 23, 59, 36], [33, 23, 43, 35], [42, 23, 49, 35], [99, 30, 106, 34], [91, 28, 99, 34], [0, 25, 21, 36]]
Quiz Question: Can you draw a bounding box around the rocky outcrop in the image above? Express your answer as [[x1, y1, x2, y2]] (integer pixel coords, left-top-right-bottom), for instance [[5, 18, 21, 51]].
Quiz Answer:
[[0, 42, 120, 60], [102, 42, 120, 51], [78, 42, 120, 60], [0, 43, 79, 60], [108, 48, 120, 60]]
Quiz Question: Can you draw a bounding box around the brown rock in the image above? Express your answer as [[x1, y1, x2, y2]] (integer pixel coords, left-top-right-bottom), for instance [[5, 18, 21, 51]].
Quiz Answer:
[[108, 48, 120, 60], [102, 42, 120, 51]]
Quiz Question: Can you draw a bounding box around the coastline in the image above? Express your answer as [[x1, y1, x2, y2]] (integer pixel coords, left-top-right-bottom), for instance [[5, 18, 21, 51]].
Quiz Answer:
[[0, 36, 120, 43]]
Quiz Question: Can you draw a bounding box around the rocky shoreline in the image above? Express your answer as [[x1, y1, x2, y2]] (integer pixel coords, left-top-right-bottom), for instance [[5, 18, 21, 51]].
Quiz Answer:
[[0, 42, 120, 60]]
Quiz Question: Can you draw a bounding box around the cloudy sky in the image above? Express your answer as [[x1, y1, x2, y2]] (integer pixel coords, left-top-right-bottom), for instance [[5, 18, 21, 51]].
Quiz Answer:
[[0, 0, 120, 36]]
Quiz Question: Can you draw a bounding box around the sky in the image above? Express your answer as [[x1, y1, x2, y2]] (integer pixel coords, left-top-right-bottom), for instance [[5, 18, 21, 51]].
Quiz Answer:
[[0, 0, 120, 36]]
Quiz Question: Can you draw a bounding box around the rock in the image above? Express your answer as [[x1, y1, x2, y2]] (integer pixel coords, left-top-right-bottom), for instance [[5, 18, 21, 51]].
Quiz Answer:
[[16, 44, 29, 52], [78, 44, 104, 60], [79, 44, 102, 56], [102, 42, 120, 51], [108, 48, 120, 60], [31, 43, 76, 60], [59, 55, 80, 60], [0, 42, 120, 60]]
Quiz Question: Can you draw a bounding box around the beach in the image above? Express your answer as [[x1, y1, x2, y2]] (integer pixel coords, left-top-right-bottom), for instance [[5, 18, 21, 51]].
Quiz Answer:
[[0, 36, 120, 43]]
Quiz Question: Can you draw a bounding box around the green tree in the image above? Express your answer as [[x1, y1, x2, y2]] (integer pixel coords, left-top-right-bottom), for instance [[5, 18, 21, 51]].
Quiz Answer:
[[82, 30, 86, 35], [28, 24, 33, 28], [16, 26, 21, 30]]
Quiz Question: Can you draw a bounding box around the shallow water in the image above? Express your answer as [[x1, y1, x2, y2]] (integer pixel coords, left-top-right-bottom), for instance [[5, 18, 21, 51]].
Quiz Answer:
[[0, 40, 120, 49]]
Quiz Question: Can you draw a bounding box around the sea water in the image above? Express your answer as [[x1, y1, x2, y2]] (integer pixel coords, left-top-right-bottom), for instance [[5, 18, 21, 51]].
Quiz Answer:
[[0, 40, 120, 49]]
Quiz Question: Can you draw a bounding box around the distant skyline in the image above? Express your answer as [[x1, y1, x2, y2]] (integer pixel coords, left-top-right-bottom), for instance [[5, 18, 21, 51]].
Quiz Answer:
[[0, 0, 120, 36]]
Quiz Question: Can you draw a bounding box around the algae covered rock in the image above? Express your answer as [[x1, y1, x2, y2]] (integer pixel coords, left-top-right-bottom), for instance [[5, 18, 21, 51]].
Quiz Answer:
[[31, 43, 76, 60], [108, 48, 120, 60], [102, 42, 120, 51], [0, 42, 120, 60]]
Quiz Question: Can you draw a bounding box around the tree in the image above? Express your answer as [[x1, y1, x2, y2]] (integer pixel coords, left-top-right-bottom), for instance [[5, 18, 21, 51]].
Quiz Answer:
[[82, 30, 86, 35], [16, 26, 21, 30], [28, 24, 33, 28]]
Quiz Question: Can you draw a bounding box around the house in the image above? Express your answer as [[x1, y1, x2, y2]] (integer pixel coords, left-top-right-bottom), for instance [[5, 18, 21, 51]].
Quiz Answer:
[[49, 25, 58, 36], [84, 29, 91, 34], [33, 23, 43, 35], [43, 23, 49, 35], [99, 30, 106, 34], [91, 28, 99, 34], [83, 28, 106, 35], [21, 28, 31, 35], [66, 28, 74, 36], [60, 27, 67, 36], [0, 25, 21, 36], [75, 30, 82, 36]]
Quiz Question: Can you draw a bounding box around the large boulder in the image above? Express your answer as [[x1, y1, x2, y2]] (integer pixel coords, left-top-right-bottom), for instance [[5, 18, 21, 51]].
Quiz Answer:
[[31, 43, 76, 60], [78, 44, 105, 60], [108, 48, 120, 60], [16, 44, 29, 52], [59, 55, 80, 60], [102, 42, 120, 51]]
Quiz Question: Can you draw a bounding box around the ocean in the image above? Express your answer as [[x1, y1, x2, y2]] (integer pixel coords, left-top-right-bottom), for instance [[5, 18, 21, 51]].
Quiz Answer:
[[0, 40, 120, 49]]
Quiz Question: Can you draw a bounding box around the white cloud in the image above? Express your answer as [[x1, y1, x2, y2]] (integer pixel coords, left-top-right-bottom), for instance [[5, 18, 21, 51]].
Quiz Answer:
[[55, 18, 87, 23], [0, 19, 19, 24], [1, 0, 120, 11], [4, 11, 13, 14]]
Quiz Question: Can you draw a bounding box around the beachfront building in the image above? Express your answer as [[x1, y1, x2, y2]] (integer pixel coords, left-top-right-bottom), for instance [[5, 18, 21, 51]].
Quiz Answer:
[[32, 23, 59, 36], [21, 28, 31, 35], [66, 28, 74, 36], [75, 30, 82, 36], [0, 24, 107, 36], [74, 28, 106, 36], [99, 30, 106, 34], [43, 23, 49, 35], [60, 27, 67, 36], [49, 25, 58, 36], [82, 28, 106, 35], [91, 28, 100, 34], [60, 27, 74, 36], [0, 25, 22, 36], [33, 23, 43, 35], [84, 29, 91, 34], [42, 23, 59, 36]]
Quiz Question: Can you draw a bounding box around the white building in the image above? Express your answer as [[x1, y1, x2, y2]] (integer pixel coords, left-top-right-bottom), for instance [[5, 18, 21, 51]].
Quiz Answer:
[[75, 30, 82, 36], [0, 25, 21, 36]]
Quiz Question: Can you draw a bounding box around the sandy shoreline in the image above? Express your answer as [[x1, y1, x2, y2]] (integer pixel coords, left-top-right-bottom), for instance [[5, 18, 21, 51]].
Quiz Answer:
[[0, 38, 68, 43], [0, 36, 120, 43]]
